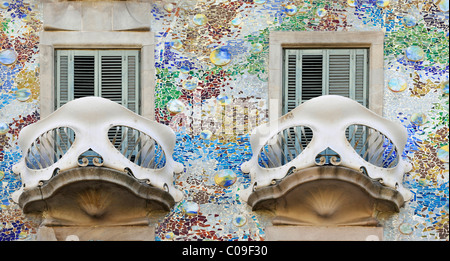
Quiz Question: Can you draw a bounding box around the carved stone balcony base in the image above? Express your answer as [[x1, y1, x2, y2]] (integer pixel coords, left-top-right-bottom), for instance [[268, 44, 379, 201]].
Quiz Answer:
[[18, 167, 174, 241], [248, 166, 404, 228], [265, 226, 383, 241]]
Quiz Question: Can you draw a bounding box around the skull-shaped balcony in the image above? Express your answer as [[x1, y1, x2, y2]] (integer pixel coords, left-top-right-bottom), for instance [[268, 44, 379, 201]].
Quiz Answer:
[[12, 97, 184, 241], [240, 95, 413, 240]]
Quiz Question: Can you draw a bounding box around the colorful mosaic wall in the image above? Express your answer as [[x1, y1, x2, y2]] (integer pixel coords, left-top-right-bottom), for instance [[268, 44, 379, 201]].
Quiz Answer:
[[0, 0, 448, 241], [1, 0, 41, 240]]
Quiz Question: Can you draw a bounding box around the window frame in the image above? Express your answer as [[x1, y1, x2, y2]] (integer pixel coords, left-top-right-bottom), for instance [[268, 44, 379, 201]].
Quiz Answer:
[[39, 31, 155, 120], [268, 31, 385, 122]]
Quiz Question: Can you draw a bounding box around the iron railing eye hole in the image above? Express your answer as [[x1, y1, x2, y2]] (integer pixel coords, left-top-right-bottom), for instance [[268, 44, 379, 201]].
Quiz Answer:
[[108, 125, 166, 169], [257, 126, 313, 168], [345, 124, 399, 169], [25, 127, 76, 170]]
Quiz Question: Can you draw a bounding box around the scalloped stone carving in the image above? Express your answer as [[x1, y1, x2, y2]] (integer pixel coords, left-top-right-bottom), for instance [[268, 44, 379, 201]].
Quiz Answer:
[[248, 166, 404, 227], [19, 167, 173, 240]]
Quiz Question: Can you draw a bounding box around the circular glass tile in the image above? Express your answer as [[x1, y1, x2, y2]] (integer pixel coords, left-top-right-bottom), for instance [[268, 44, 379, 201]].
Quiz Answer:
[[442, 81, 449, 95], [376, 0, 390, 8], [0, 49, 18, 66], [180, 65, 190, 74], [164, 3, 175, 12], [285, 5, 298, 16], [405, 46, 425, 61], [193, 14, 208, 26], [233, 214, 247, 227], [182, 201, 199, 216], [172, 39, 183, 50], [250, 43, 263, 54], [16, 88, 32, 102], [165, 232, 175, 240], [437, 145, 449, 162], [0, 2, 9, 9], [0, 122, 9, 135], [410, 112, 426, 125], [347, 0, 356, 7], [183, 78, 198, 91], [399, 223, 414, 235], [200, 130, 213, 140], [216, 94, 232, 105], [388, 77, 407, 92], [231, 16, 242, 27], [437, 0, 449, 12], [317, 8, 327, 17], [167, 99, 186, 114], [210, 47, 231, 66], [418, 178, 428, 186], [214, 169, 237, 187], [403, 15, 417, 28]]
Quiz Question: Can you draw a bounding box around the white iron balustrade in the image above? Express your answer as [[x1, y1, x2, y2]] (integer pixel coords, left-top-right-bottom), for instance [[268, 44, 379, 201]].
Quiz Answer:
[[240, 95, 413, 202], [12, 97, 184, 203]]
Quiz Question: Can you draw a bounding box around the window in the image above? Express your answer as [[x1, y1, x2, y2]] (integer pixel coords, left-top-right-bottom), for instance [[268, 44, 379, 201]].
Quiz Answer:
[[283, 49, 368, 114], [54, 50, 141, 164], [39, 0, 154, 119], [265, 31, 384, 165], [268, 31, 384, 119], [55, 50, 140, 114], [282, 48, 369, 164]]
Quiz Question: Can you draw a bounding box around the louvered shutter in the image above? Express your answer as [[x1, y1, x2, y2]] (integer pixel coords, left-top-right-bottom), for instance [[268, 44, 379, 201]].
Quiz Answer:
[[124, 52, 140, 161], [327, 49, 368, 106], [98, 50, 140, 112], [328, 51, 351, 97], [55, 50, 140, 112], [55, 51, 76, 155], [284, 50, 299, 114], [55, 51, 71, 108], [354, 51, 368, 106], [126, 52, 140, 114], [55, 50, 97, 107], [300, 52, 324, 103], [100, 52, 122, 106], [283, 49, 368, 110]]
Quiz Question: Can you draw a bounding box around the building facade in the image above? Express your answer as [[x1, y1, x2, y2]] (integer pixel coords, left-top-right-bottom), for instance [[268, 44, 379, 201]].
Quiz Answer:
[[0, 0, 448, 241]]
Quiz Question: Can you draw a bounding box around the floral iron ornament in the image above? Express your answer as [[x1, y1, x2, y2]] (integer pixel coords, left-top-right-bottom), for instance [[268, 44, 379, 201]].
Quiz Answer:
[[240, 95, 413, 203], [12, 97, 184, 203]]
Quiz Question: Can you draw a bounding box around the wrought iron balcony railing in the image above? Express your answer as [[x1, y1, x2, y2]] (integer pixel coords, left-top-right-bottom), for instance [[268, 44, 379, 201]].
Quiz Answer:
[[240, 95, 412, 203], [12, 97, 184, 203]]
